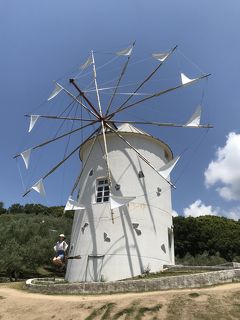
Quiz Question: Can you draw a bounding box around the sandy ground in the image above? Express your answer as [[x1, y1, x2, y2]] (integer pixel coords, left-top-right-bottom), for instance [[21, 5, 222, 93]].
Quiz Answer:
[[0, 282, 239, 320]]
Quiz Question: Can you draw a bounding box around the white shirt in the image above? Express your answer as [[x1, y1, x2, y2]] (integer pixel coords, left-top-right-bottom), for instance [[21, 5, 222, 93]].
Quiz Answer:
[[54, 240, 68, 252]]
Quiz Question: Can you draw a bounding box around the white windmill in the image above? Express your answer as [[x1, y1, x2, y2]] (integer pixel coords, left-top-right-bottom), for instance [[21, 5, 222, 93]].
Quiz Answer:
[[15, 43, 212, 282]]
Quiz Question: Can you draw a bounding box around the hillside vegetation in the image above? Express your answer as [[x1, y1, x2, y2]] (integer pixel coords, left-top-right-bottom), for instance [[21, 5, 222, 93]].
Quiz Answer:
[[174, 216, 240, 265], [0, 203, 73, 280], [0, 202, 239, 280]]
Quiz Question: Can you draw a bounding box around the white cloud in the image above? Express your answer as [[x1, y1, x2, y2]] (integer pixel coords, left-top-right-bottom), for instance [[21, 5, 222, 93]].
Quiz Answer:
[[172, 210, 178, 217], [183, 200, 240, 221], [183, 199, 218, 218], [204, 132, 240, 201], [223, 207, 240, 221]]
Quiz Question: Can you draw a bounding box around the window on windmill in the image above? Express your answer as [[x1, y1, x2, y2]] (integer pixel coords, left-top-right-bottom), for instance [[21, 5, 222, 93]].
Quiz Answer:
[[96, 178, 110, 203], [156, 187, 161, 197], [115, 184, 120, 191]]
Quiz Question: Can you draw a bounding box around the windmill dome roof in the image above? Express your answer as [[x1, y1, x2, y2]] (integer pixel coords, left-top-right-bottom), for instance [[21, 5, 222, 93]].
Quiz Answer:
[[80, 122, 173, 161]]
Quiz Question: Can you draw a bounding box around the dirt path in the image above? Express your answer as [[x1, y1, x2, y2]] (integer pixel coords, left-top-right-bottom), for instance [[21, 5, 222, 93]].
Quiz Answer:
[[0, 282, 240, 319]]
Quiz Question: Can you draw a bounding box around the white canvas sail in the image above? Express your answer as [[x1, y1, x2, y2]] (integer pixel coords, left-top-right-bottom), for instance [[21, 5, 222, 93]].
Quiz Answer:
[[181, 73, 197, 85], [80, 55, 93, 70], [47, 83, 63, 101], [152, 52, 169, 62], [20, 148, 32, 169], [110, 195, 136, 210], [186, 106, 202, 127], [31, 179, 46, 197], [158, 156, 180, 179], [28, 115, 40, 132], [64, 196, 85, 211], [116, 45, 133, 56]]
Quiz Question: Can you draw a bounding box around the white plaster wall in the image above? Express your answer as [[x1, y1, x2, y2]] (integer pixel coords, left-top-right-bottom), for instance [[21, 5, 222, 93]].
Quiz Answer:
[[66, 131, 175, 282]]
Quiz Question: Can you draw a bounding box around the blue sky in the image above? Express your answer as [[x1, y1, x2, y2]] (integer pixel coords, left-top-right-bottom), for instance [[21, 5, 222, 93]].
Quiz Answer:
[[1, 0, 240, 219]]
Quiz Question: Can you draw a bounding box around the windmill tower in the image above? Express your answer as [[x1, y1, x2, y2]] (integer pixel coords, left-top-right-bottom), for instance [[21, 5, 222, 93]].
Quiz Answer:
[[15, 43, 212, 283], [66, 123, 175, 282]]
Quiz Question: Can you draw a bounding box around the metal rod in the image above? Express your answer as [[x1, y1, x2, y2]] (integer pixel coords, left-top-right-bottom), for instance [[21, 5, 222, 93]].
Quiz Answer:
[[91, 51, 114, 222], [25, 115, 94, 122], [101, 121, 114, 223], [109, 120, 213, 129], [58, 82, 99, 119], [69, 78, 101, 118], [91, 50, 103, 116]]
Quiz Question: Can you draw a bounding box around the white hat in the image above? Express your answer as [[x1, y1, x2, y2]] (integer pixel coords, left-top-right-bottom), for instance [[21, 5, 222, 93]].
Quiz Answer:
[[59, 234, 65, 238]]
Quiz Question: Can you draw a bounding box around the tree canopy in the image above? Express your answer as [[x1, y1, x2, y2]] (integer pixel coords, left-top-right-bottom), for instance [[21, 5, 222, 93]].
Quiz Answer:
[[0, 204, 73, 280], [174, 215, 240, 262]]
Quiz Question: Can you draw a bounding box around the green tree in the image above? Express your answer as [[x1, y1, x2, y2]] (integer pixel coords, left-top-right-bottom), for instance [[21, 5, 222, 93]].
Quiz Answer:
[[0, 212, 73, 280], [0, 201, 7, 214], [174, 215, 240, 262], [8, 203, 24, 213]]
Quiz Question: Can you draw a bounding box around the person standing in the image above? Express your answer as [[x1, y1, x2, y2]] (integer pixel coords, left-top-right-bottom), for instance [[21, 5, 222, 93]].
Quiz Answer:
[[53, 234, 68, 267]]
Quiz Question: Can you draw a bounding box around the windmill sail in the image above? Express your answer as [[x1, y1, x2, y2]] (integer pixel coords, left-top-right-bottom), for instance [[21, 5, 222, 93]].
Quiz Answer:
[[20, 148, 32, 169], [64, 196, 85, 211], [28, 115, 40, 132], [116, 45, 134, 56], [110, 195, 136, 210], [47, 83, 63, 101], [181, 73, 197, 85], [80, 55, 93, 70], [152, 52, 169, 62], [185, 106, 202, 126], [31, 179, 46, 196], [158, 156, 180, 179]]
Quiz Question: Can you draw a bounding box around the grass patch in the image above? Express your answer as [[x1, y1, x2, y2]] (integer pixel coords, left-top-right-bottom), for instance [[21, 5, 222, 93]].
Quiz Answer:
[[166, 295, 189, 320], [85, 303, 116, 320], [135, 304, 162, 320], [129, 269, 216, 280], [0, 295, 6, 299], [188, 292, 200, 298], [112, 302, 137, 319], [101, 303, 117, 320]]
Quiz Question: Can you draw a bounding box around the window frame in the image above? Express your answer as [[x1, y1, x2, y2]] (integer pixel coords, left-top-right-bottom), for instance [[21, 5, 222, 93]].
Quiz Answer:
[[95, 177, 110, 203]]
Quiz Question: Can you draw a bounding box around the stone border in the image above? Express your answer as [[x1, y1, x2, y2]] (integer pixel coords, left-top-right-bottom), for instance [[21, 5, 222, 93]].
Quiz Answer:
[[25, 269, 240, 295]]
